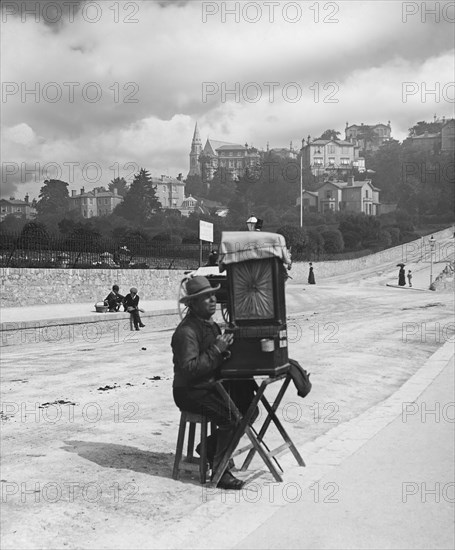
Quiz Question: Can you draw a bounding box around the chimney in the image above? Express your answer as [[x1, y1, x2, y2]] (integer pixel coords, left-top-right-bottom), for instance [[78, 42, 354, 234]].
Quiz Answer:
[[177, 173, 183, 181], [80, 187, 85, 195], [347, 176, 354, 186], [71, 190, 76, 197], [24, 194, 29, 203]]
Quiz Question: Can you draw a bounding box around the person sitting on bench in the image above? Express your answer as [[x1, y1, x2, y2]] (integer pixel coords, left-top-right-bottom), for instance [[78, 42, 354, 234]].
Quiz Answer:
[[104, 284, 124, 312], [123, 287, 145, 330]]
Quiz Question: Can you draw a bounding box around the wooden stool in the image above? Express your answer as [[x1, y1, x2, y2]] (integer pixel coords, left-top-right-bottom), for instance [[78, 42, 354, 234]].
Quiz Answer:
[[172, 411, 212, 484]]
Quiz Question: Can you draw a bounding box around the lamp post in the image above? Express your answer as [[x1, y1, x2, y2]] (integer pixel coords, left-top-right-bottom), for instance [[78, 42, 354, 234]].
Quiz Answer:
[[429, 235, 436, 288], [300, 138, 304, 228]]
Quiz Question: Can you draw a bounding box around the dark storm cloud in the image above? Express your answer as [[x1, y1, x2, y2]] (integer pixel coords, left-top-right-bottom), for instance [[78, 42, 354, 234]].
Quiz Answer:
[[2, 0, 454, 199]]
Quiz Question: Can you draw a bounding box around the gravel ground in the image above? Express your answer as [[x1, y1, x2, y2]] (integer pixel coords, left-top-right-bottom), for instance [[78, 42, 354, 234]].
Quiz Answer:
[[1, 265, 453, 549]]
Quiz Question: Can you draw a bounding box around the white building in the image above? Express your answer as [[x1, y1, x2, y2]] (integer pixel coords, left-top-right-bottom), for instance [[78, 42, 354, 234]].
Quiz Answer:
[[68, 187, 123, 218]]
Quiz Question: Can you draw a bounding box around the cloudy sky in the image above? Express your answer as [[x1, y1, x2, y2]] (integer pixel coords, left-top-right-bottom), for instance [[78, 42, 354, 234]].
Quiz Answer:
[[1, 0, 454, 200]]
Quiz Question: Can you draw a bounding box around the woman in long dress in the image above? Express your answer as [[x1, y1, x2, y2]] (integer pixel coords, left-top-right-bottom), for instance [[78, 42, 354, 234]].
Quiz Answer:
[[308, 262, 316, 284], [398, 266, 406, 286]]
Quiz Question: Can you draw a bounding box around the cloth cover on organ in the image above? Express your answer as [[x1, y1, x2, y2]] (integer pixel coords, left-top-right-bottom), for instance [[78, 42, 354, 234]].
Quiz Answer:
[[232, 260, 274, 320], [219, 231, 291, 271]]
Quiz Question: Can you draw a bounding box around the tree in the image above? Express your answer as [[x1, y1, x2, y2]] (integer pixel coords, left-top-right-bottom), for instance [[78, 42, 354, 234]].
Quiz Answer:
[[276, 225, 306, 252], [226, 170, 257, 228], [398, 148, 454, 219], [318, 129, 341, 141], [408, 120, 444, 136], [305, 229, 325, 259], [321, 230, 344, 254], [114, 168, 161, 225], [378, 229, 392, 247], [185, 174, 206, 198], [18, 221, 49, 250], [342, 230, 361, 250], [255, 153, 300, 210], [356, 126, 377, 152], [338, 213, 380, 248], [199, 153, 214, 184], [387, 227, 401, 245], [64, 221, 102, 255], [149, 209, 185, 239], [108, 177, 129, 197], [35, 179, 69, 218], [207, 168, 236, 204], [0, 214, 27, 234], [365, 139, 402, 202]]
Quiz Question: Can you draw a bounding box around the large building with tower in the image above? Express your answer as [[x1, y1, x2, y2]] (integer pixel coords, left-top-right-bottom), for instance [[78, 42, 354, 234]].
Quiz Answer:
[[187, 123, 261, 182]]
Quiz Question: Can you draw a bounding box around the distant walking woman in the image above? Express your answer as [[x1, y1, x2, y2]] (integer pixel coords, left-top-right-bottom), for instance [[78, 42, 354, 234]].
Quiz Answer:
[[308, 262, 316, 284], [398, 266, 406, 286]]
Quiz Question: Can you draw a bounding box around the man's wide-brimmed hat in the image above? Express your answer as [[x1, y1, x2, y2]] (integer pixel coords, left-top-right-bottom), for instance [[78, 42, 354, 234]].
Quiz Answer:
[[180, 276, 220, 304]]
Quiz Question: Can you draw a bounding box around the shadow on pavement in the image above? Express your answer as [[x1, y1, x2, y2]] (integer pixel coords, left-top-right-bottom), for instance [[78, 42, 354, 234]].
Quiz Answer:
[[62, 440, 175, 478]]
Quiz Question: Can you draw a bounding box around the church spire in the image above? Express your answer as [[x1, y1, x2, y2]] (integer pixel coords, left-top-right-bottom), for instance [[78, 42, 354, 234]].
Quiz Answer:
[[188, 122, 202, 177], [192, 122, 202, 145]]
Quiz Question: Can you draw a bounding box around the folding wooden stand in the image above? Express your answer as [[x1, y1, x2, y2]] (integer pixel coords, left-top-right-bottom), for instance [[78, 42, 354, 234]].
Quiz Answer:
[[211, 368, 305, 486]]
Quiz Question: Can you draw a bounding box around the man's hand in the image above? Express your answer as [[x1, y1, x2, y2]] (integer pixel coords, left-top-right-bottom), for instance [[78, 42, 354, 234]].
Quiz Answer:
[[215, 333, 234, 353]]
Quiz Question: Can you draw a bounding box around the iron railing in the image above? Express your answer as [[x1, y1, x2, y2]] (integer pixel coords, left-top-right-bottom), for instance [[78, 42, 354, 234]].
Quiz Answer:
[[0, 232, 379, 269], [0, 232, 213, 270]]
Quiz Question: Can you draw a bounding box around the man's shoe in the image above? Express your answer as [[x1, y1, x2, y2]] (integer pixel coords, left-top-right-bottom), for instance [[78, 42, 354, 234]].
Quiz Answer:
[[139, 323, 145, 328], [215, 471, 244, 490], [195, 443, 234, 471], [135, 327, 140, 331]]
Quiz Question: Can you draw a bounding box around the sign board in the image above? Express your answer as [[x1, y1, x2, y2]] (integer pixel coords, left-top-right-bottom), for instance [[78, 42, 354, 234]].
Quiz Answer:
[[199, 220, 213, 243]]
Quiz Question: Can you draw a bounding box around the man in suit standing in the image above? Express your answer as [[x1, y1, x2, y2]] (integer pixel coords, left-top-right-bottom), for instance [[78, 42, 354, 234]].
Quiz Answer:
[[123, 287, 145, 330]]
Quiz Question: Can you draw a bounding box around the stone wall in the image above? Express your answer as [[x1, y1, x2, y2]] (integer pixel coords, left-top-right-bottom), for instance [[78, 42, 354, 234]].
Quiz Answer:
[[1, 228, 452, 307], [290, 227, 454, 283], [0, 268, 186, 307]]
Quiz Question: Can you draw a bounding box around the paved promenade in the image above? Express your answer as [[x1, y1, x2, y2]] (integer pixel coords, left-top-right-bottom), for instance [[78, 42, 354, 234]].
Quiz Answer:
[[0, 300, 180, 346], [1, 279, 453, 548], [231, 341, 455, 550], [0, 299, 177, 325]]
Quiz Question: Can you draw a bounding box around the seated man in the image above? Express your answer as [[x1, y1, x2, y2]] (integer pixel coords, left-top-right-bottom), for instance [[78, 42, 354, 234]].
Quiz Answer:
[[104, 284, 124, 312], [123, 287, 145, 330], [172, 276, 254, 490]]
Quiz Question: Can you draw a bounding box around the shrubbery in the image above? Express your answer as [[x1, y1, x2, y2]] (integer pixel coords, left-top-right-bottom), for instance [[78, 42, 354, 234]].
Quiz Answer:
[[321, 230, 344, 254]]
